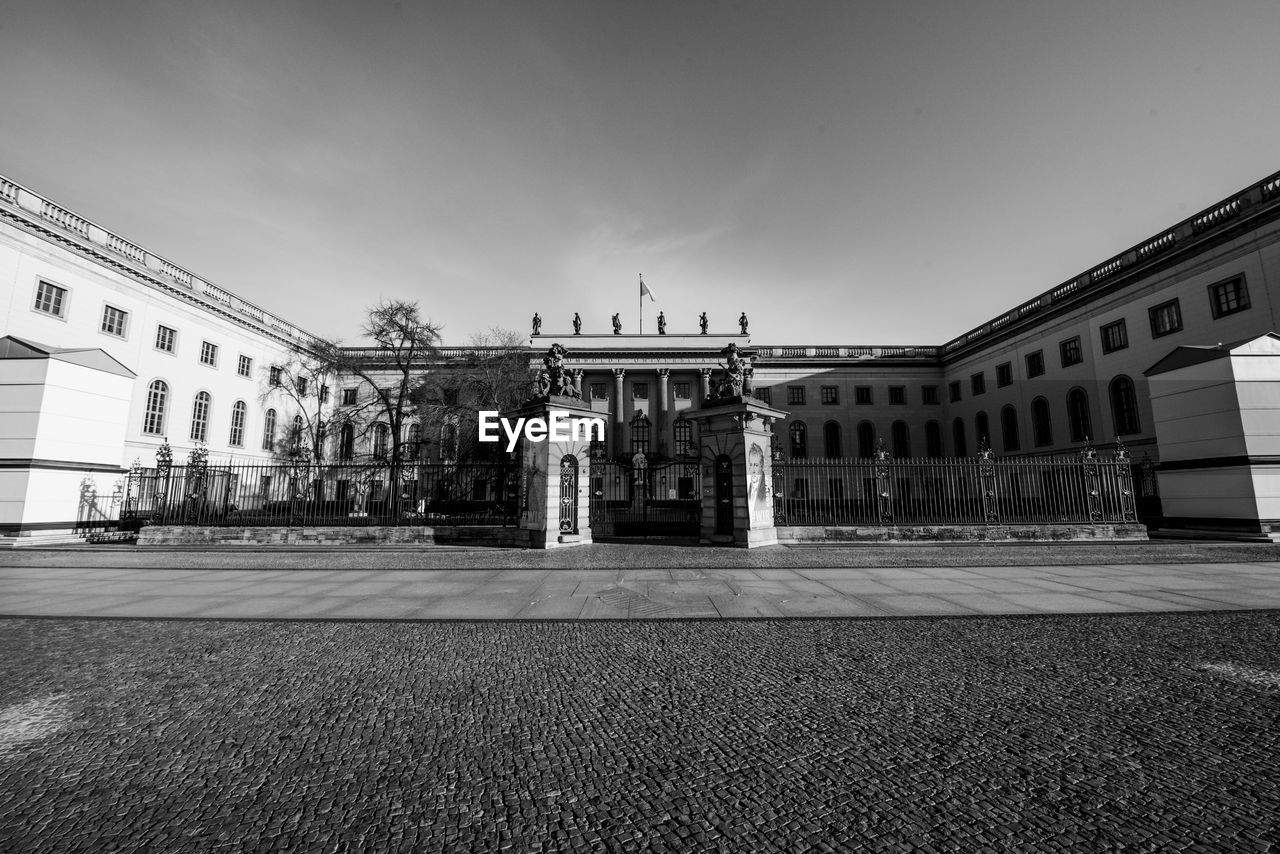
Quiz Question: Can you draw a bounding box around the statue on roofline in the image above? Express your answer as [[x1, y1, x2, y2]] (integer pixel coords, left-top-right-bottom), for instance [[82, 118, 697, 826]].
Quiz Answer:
[[612, 313, 622, 335], [572, 312, 582, 335], [699, 312, 708, 334], [531, 313, 541, 335]]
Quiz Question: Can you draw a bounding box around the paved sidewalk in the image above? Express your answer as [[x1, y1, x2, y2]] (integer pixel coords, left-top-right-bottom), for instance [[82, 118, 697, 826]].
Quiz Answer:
[[3, 544, 1280, 619]]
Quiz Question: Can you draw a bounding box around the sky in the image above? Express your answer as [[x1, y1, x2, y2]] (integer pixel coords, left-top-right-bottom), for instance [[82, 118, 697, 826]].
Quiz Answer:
[[2, 0, 1279, 346]]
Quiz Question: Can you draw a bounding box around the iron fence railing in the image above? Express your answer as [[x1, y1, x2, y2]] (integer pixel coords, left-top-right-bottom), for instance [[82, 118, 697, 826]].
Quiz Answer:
[[121, 460, 520, 527], [772, 443, 1138, 527]]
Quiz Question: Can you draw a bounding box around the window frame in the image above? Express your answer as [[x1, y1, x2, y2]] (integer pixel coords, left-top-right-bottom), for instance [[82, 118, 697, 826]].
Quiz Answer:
[[228, 400, 247, 447], [787, 386, 806, 406], [154, 324, 177, 355], [237, 354, 253, 378], [889, 385, 907, 405], [1059, 336, 1083, 368], [673, 381, 691, 401], [141, 379, 168, 436], [823, 386, 841, 405], [948, 381, 962, 403], [1099, 319, 1128, 354], [971, 372, 986, 396], [920, 385, 939, 406], [99, 303, 129, 339], [995, 363, 1012, 388], [1208, 275, 1250, 319], [189, 391, 212, 443], [1148, 298, 1183, 339], [32, 279, 70, 321], [199, 340, 219, 368], [1025, 350, 1045, 378]]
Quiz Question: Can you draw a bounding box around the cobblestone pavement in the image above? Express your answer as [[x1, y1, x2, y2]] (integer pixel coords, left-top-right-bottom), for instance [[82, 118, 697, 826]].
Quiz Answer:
[[2, 613, 1278, 852]]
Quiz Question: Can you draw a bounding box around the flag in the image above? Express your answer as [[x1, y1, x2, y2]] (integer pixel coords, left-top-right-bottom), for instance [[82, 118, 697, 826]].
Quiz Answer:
[[640, 276, 655, 302]]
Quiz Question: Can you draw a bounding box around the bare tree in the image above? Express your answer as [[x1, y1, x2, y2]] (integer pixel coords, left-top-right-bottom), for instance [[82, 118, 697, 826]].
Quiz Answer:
[[417, 327, 534, 462], [260, 336, 342, 461], [332, 299, 443, 467]]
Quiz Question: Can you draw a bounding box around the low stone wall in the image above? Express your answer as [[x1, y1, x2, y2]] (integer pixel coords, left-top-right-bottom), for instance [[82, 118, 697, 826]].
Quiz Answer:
[[776, 524, 1148, 544], [137, 525, 532, 547]]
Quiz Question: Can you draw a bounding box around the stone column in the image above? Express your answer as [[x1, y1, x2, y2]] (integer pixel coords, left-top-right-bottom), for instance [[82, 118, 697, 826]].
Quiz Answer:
[[570, 369, 584, 400], [612, 368, 626, 457], [684, 397, 788, 548], [698, 368, 712, 402], [657, 368, 670, 457], [502, 395, 602, 549]]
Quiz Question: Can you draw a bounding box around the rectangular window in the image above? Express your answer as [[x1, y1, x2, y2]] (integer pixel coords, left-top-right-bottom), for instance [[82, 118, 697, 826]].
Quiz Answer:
[[320, 385, 329, 403], [920, 385, 939, 405], [996, 363, 1012, 387], [100, 305, 128, 338], [1100, 319, 1128, 354], [948, 381, 962, 403], [788, 386, 806, 406], [269, 366, 283, 386], [238, 354, 253, 378], [296, 377, 308, 396], [155, 324, 176, 353], [1148, 299, 1182, 338], [853, 386, 871, 405], [754, 387, 771, 405], [589, 382, 607, 401], [1209, 275, 1250, 319], [632, 382, 648, 400], [823, 386, 841, 405], [673, 381, 690, 400], [1026, 350, 1045, 378], [200, 340, 218, 367], [971, 373, 986, 395], [33, 281, 67, 318], [1059, 336, 1083, 367], [889, 386, 907, 405]]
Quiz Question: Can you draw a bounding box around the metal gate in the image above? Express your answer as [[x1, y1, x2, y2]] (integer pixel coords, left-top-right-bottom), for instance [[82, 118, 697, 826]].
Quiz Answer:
[[589, 455, 702, 539]]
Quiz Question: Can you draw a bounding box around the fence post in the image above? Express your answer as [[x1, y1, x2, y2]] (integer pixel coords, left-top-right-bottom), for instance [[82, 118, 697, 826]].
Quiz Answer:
[[874, 438, 893, 524], [1114, 440, 1137, 522], [978, 439, 998, 524], [1079, 438, 1102, 523], [771, 449, 787, 526]]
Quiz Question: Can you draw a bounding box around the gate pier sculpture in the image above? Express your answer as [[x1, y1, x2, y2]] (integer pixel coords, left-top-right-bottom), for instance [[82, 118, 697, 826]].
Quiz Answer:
[[684, 343, 787, 547], [505, 344, 600, 548]]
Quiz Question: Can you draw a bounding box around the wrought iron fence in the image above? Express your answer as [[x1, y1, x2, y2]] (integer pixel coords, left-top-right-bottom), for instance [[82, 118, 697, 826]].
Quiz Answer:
[[121, 458, 520, 528], [772, 442, 1138, 527]]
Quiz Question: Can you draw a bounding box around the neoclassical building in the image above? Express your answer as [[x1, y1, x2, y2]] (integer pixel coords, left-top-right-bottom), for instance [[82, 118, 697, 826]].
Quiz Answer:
[[3, 167, 1280, 538]]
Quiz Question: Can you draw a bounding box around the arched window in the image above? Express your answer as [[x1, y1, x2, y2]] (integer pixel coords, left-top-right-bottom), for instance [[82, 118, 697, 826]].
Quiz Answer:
[[974, 411, 990, 450], [925, 420, 942, 457], [1110, 375, 1140, 436], [373, 423, 390, 459], [857, 421, 876, 459], [339, 423, 355, 461], [1031, 397, 1052, 447], [262, 408, 277, 451], [142, 380, 168, 436], [823, 421, 842, 458], [891, 421, 910, 458], [290, 414, 305, 453], [229, 400, 247, 447], [952, 418, 968, 457], [1067, 387, 1091, 442], [441, 422, 458, 461], [407, 423, 422, 459], [789, 421, 807, 459], [189, 392, 210, 443], [630, 412, 650, 457], [673, 417, 694, 458], [1000, 405, 1020, 452]]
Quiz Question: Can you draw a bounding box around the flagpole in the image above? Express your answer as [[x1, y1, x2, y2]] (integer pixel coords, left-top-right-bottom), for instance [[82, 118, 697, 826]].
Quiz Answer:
[[639, 273, 643, 335]]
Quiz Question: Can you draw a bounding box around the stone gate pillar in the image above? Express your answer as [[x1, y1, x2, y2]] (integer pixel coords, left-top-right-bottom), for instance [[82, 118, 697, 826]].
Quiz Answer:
[[684, 397, 787, 548], [503, 395, 604, 549]]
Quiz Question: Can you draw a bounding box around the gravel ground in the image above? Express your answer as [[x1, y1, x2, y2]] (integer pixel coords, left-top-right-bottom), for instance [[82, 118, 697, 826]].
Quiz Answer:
[[5, 540, 1280, 571], [2, 613, 1279, 852]]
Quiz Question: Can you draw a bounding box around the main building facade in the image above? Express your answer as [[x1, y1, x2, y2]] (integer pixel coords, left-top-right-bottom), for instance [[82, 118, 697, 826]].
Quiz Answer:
[[3, 168, 1279, 538]]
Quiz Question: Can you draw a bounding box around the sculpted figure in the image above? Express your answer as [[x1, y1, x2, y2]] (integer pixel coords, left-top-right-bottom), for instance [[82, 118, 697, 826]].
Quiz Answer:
[[572, 312, 582, 335], [699, 312, 708, 334], [612, 313, 622, 335], [532, 313, 542, 335], [739, 312, 748, 335], [657, 312, 666, 335]]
